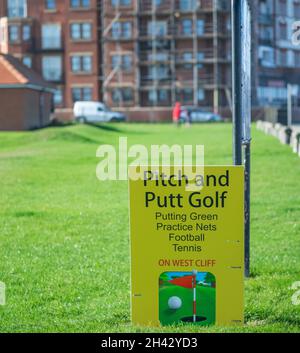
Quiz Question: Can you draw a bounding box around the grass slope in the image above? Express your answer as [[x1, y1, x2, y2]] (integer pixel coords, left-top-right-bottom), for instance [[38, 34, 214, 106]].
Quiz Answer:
[[0, 123, 299, 333]]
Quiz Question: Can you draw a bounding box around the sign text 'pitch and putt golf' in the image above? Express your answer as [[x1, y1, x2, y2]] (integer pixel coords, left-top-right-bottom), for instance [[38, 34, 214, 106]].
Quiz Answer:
[[129, 166, 244, 327], [232, 0, 252, 278]]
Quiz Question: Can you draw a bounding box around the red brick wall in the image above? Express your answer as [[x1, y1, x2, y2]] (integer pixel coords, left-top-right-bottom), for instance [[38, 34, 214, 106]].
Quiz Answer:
[[0, 88, 52, 131]]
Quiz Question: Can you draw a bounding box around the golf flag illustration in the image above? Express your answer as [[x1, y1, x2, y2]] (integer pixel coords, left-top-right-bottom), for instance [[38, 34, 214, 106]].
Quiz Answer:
[[192, 270, 197, 323], [169, 270, 198, 323]]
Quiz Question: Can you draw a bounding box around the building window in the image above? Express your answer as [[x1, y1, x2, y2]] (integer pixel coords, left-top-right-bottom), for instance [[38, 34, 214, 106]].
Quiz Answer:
[[262, 49, 273, 66], [72, 87, 93, 102], [147, 52, 168, 61], [260, 26, 273, 41], [7, 0, 27, 18], [45, 0, 56, 10], [111, 55, 121, 69], [258, 86, 287, 105], [295, 51, 300, 67], [112, 88, 133, 103], [111, 0, 131, 6], [197, 19, 205, 35], [278, 49, 287, 66], [22, 56, 32, 67], [147, 21, 167, 36], [54, 88, 63, 105], [70, 23, 92, 40], [181, 19, 192, 35], [22, 24, 30, 40], [179, 0, 197, 11], [9, 25, 19, 42], [259, 46, 275, 67], [295, 2, 300, 17], [148, 65, 169, 79], [182, 52, 193, 69], [112, 54, 132, 71], [71, 55, 92, 73], [182, 88, 193, 102], [42, 24, 61, 48], [148, 89, 168, 103], [177, 88, 193, 103], [70, 0, 90, 9], [148, 90, 157, 103], [122, 55, 132, 71], [42, 56, 62, 81], [279, 22, 287, 40], [278, 0, 287, 16], [158, 89, 168, 101], [198, 88, 205, 101], [112, 21, 132, 39], [197, 52, 204, 68]]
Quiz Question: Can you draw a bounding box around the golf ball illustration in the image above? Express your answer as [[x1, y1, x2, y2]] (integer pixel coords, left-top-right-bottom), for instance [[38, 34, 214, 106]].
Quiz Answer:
[[168, 296, 182, 310]]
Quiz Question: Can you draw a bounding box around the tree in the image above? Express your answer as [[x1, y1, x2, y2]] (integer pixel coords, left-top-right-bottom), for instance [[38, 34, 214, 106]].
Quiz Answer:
[[204, 273, 216, 288], [159, 273, 169, 286]]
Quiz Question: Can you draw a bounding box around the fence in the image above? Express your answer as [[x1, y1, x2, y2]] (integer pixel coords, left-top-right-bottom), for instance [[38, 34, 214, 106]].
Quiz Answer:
[[256, 121, 300, 158]]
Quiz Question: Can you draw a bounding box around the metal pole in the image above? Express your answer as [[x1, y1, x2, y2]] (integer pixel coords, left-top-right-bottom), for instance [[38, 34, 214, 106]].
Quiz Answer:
[[193, 4, 199, 106], [232, 0, 252, 277], [192, 270, 197, 322], [232, 0, 243, 165], [213, 0, 219, 114], [243, 142, 251, 278], [287, 83, 293, 127]]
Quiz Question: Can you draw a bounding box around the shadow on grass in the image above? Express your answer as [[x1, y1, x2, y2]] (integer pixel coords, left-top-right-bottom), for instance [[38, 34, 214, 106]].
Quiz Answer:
[[100, 312, 130, 325], [247, 270, 260, 279], [86, 122, 124, 133], [14, 211, 43, 218], [269, 315, 300, 327], [49, 130, 101, 144], [246, 312, 300, 328], [33, 120, 76, 131], [86, 122, 151, 135]]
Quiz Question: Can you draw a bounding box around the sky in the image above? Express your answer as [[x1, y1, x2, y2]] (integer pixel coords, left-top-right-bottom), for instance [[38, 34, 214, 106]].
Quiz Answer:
[[166, 272, 207, 282]]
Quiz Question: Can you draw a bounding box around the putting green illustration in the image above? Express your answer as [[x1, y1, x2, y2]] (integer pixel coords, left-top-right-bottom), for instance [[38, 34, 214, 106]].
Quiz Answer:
[[159, 271, 216, 326]]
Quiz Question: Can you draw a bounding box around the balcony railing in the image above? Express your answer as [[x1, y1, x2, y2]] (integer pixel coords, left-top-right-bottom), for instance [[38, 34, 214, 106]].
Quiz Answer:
[[138, 0, 230, 13], [102, 0, 230, 14], [102, 0, 136, 13], [139, 74, 228, 87], [138, 24, 230, 39], [139, 52, 172, 63], [138, 49, 231, 64], [139, 27, 173, 38]]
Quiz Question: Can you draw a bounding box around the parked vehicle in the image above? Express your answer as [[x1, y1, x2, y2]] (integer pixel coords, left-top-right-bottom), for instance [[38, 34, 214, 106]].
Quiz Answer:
[[73, 101, 127, 123], [180, 106, 223, 123]]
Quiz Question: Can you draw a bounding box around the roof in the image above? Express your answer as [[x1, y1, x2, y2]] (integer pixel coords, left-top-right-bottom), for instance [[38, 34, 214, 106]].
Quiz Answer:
[[0, 54, 55, 92]]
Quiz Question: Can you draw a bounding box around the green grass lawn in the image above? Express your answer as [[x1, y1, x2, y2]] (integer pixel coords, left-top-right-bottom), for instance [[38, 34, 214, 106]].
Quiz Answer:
[[0, 123, 299, 333]]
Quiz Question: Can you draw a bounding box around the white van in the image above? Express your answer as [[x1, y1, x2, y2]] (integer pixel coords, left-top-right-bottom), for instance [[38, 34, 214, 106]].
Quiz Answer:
[[73, 101, 126, 123]]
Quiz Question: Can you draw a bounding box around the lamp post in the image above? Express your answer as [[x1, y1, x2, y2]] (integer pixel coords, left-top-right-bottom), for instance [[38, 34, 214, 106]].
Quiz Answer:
[[232, 0, 252, 278]]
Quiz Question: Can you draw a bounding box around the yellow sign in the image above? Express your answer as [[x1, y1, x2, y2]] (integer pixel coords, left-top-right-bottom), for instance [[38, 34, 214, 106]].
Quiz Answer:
[[129, 166, 244, 327]]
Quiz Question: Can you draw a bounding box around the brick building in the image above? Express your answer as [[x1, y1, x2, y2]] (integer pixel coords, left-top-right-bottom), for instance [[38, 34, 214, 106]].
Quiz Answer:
[[101, 0, 232, 121], [253, 0, 300, 107], [0, 0, 101, 119], [0, 53, 54, 130], [1, 0, 300, 122]]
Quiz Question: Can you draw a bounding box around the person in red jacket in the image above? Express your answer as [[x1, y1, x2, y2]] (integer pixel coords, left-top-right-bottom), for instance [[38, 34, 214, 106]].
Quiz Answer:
[[172, 102, 181, 126]]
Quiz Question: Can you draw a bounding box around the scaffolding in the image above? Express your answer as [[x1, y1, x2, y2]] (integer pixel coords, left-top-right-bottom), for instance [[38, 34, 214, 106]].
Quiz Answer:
[[101, 0, 231, 113]]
